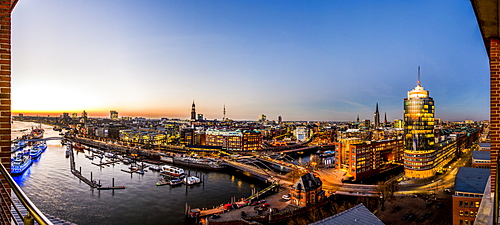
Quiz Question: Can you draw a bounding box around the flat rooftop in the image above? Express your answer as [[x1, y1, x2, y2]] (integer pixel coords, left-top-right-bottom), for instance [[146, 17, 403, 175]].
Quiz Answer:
[[472, 151, 491, 160], [454, 167, 490, 194]]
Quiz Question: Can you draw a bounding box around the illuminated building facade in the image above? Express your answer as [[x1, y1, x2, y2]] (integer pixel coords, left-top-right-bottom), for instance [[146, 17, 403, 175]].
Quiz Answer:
[[290, 173, 325, 207], [334, 138, 404, 181], [110, 110, 118, 121], [403, 76, 436, 179], [205, 129, 262, 151]]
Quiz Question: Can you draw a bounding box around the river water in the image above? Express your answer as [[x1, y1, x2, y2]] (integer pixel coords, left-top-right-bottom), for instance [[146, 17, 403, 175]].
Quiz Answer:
[[11, 121, 264, 225]]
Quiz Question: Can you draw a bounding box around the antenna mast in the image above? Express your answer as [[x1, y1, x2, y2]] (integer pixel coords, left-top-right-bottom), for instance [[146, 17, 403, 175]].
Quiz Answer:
[[417, 66, 421, 86]]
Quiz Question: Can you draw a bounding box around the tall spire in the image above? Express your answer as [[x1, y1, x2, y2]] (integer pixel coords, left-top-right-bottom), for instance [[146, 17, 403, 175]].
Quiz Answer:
[[374, 102, 380, 128], [417, 66, 421, 86], [191, 100, 196, 120], [223, 104, 226, 121]]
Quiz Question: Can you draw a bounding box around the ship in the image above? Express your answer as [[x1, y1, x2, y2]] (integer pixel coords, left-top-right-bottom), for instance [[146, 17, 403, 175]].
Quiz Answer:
[[29, 125, 44, 139], [11, 153, 32, 175], [173, 156, 225, 170]]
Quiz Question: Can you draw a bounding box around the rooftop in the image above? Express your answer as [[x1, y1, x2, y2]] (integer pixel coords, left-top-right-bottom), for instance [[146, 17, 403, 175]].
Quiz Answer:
[[472, 151, 491, 161], [309, 203, 384, 225], [454, 167, 490, 194], [478, 143, 490, 148]]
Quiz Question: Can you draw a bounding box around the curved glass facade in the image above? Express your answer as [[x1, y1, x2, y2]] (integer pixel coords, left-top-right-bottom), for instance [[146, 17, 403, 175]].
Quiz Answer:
[[403, 84, 435, 179]]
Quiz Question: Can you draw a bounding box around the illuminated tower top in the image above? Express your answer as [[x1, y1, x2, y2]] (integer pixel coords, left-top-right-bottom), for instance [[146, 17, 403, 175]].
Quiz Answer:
[[408, 66, 429, 99]]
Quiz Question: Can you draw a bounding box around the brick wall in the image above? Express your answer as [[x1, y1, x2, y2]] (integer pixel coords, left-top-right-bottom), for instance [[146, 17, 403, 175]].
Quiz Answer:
[[490, 38, 500, 191], [0, 1, 13, 223]]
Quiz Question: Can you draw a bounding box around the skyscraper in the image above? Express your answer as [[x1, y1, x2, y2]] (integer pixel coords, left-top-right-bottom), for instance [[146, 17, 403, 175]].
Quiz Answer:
[[403, 69, 435, 179], [191, 101, 196, 121]]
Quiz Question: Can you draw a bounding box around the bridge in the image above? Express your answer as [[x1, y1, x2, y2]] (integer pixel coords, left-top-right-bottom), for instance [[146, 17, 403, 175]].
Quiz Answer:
[[221, 160, 279, 183], [12, 137, 63, 142], [278, 145, 317, 154]]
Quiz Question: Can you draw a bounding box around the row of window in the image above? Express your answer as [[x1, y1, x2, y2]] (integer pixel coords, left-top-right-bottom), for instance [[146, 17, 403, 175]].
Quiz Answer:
[[459, 210, 476, 217], [456, 193, 483, 198], [473, 165, 491, 169], [459, 201, 480, 208]]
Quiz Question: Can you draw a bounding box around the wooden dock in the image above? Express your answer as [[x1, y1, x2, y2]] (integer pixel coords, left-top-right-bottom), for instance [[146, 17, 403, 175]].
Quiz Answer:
[[92, 159, 121, 167], [68, 147, 101, 188]]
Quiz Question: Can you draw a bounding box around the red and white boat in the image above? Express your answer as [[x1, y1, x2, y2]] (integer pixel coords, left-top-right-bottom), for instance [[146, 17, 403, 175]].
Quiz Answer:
[[160, 165, 185, 178]]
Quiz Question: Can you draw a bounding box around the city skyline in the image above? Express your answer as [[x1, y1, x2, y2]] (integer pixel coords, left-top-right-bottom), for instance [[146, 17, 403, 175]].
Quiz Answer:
[[11, 0, 490, 121]]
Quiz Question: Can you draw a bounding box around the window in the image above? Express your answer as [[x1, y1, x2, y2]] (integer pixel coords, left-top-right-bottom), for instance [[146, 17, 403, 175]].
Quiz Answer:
[[460, 201, 463, 207], [459, 220, 463, 225], [465, 201, 469, 207], [460, 210, 464, 216], [465, 211, 469, 217], [475, 202, 480, 208]]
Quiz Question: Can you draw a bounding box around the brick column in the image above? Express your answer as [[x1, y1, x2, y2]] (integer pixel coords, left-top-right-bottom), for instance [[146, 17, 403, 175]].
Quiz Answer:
[[491, 38, 500, 192], [0, 0, 12, 171]]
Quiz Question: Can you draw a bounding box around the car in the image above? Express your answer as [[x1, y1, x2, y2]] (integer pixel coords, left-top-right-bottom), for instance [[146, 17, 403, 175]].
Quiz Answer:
[[262, 203, 270, 207], [282, 194, 291, 200], [444, 188, 452, 193]]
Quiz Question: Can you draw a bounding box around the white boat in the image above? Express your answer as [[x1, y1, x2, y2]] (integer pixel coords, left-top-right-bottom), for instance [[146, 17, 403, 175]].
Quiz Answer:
[[34, 141, 47, 152], [183, 176, 201, 185], [29, 147, 43, 158], [160, 165, 185, 178], [11, 153, 32, 175]]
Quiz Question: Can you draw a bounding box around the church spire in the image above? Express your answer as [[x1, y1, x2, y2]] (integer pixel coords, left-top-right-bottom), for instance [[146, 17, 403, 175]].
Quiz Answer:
[[191, 100, 196, 120]]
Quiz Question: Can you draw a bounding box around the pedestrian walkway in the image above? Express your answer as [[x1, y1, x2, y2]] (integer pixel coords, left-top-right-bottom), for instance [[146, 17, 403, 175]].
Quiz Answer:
[[11, 198, 77, 225]]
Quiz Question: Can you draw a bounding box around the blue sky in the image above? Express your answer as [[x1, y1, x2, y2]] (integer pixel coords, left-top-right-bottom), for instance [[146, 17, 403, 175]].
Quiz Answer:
[[11, 0, 490, 121]]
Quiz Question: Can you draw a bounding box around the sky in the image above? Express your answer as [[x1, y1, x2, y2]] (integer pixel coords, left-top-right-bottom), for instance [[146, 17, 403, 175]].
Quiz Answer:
[[10, 0, 490, 121]]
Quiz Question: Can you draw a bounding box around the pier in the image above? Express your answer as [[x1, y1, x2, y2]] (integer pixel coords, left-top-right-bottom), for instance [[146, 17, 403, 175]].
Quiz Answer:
[[68, 147, 100, 188], [91, 159, 121, 167], [196, 182, 280, 218]]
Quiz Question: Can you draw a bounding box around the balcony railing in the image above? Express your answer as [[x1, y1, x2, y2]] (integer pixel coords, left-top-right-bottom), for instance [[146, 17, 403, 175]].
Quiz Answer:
[[0, 162, 53, 225]]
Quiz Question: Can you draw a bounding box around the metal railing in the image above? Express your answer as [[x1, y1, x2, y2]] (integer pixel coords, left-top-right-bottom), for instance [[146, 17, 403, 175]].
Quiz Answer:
[[0, 163, 53, 225]]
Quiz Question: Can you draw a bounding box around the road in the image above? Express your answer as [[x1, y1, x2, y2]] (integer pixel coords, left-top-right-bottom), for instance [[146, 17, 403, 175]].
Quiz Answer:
[[314, 148, 473, 196]]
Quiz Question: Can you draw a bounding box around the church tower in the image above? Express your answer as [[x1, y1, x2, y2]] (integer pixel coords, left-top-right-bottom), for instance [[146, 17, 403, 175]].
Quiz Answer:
[[374, 103, 380, 128], [191, 101, 196, 121]]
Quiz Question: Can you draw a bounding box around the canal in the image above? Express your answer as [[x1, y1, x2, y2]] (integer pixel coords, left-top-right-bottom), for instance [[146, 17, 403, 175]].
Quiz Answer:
[[12, 121, 265, 225]]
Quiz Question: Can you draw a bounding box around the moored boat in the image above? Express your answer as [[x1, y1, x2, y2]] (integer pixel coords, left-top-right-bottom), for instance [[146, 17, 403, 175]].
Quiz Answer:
[[30, 126, 44, 139], [169, 178, 183, 186], [173, 156, 225, 170], [183, 176, 201, 185], [65, 146, 70, 158], [160, 165, 185, 178], [72, 142, 86, 151], [29, 147, 43, 159], [11, 153, 32, 175], [34, 141, 47, 152]]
